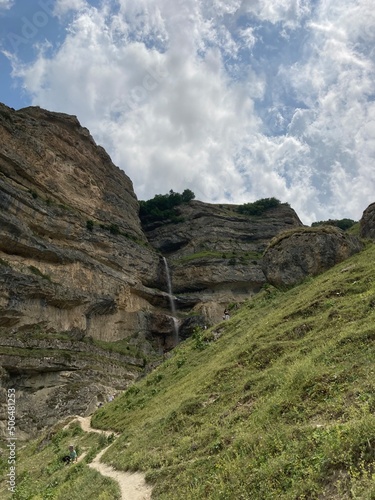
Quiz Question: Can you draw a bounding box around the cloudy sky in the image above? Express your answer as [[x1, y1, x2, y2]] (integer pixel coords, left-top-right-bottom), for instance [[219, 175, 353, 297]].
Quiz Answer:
[[0, 0, 374, 224]]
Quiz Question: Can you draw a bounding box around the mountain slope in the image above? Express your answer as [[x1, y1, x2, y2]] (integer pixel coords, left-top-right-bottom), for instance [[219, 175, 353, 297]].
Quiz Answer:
[[92, 241, 375, 499], [4, 240, 375, 499]]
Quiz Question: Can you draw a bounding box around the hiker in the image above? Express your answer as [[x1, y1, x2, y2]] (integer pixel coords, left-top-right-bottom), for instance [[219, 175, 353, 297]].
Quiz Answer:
[[68, 445, 77, 463], [223, 309, 230, 320]]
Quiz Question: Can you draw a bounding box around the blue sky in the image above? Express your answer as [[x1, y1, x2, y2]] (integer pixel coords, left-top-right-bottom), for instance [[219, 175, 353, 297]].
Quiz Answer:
[[1, 0, 374, 224]]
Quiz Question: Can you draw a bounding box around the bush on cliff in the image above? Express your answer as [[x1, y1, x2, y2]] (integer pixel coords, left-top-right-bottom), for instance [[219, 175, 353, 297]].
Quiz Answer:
[[237, 197, 284, 215], [139, 189, 195, 224], [311, 218, 357, 231]]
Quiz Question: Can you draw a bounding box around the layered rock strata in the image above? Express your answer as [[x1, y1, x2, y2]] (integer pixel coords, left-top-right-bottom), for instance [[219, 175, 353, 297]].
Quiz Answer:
[[0, 103, 161, 436], [143, 200, 304, 324]]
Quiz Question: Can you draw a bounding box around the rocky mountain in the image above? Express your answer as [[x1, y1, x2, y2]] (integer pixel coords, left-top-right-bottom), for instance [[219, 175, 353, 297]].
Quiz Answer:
[[143, 200, 303, 334], [0, 102, 367, 438], [0, 103, 161, 437]]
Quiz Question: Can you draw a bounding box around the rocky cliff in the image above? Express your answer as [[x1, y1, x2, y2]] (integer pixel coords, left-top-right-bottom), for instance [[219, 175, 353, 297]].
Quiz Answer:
[[143, 200, 303, 331], [0, 102, 368, 438], [0, 103, 164, 437]]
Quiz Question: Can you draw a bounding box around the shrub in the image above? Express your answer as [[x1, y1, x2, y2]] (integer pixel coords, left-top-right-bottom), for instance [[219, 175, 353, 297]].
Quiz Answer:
[[109, 223, 120, 235], [237, 197, 282, 215], [311, 218, 357, 231], [139, 189, 195, 225], [86, 220, 94, 231]]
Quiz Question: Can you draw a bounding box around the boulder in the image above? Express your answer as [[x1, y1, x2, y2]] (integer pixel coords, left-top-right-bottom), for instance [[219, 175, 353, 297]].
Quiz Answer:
[[360, 202, 375, 240], [262, 227, 364, 288]]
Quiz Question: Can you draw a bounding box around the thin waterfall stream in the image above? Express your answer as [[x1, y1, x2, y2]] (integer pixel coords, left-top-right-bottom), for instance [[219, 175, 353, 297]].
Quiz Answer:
[[162, 257, 179, 344]]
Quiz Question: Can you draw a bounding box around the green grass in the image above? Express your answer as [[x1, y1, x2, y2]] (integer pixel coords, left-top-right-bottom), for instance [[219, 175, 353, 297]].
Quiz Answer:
[[90, 337, 149, 362], [174, 251, 225, 263], [3, 243, 375, 499], [91, 243, 375, 499], [0, 421, 120, 500], [27, 265, 52, 282], [174, 250, 262, 264]]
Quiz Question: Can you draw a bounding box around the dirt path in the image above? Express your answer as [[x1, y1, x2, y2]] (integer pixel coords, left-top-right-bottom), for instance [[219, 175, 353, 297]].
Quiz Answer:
[[90, 445, 152, 500], [65, 415, 153, 500], [70, 415, 115, 436]]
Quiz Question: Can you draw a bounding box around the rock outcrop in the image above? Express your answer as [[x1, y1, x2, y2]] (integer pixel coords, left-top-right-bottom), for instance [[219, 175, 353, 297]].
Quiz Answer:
[[360, 202, 375, 240], [262, 226, 364, 288], [0, 103, 162, 436], [143, 200, 304, 326]]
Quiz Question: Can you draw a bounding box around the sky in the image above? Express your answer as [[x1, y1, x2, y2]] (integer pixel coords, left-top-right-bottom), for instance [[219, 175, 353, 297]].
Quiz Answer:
[[0, 0, 374, 225]]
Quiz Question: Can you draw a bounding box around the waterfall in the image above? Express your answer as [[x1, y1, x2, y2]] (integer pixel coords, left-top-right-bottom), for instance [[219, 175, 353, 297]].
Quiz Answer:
[[162, 257, 179, 343]]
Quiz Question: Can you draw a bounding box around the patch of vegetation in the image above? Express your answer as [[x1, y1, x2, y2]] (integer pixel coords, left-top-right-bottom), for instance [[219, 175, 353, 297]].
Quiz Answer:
[[139, 189, 195, 225], [89, 337, 159, 365], [86, 220, 94, 231], [0, 257, 10, 267], [237, 197, 287, 216], [311, 218, 357, 231], [109, 223, 119, 235], [0, 421, 120, 499], [175, 250, 262, 265], [175, 251, 224, 263], [28, 265, 52, 281]]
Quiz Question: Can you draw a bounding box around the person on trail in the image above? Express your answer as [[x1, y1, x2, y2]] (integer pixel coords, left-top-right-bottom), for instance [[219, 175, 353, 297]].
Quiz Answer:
[[223, 309, 230, 320], [68, 445, 77, 463]]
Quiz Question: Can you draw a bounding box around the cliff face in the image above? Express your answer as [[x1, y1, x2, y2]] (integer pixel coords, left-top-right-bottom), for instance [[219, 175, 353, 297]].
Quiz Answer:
[[143, 200, 304, 326], [0, 103, 163, 338], [0, 103, 163, 436]]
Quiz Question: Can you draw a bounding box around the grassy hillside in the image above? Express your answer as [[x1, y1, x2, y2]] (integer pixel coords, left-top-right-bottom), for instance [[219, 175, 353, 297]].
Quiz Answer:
[[0, 420, 120, 500], [2, 242, 375, 499]]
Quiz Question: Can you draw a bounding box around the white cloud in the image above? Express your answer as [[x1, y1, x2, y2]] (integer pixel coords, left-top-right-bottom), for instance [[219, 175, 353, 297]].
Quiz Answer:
[[54, 0, 87, 16], [0, 0, 13, 11], [7, 0, 375, 225], [239, 0, 312, 28], [284, 0, 375, 221]]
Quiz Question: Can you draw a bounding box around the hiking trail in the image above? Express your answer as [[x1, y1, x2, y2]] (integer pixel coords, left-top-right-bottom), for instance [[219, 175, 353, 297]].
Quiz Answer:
[[66, 415, 153, 500]]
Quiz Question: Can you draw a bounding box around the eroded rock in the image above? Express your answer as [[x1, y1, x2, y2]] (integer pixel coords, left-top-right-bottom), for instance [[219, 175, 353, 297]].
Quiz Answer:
[[360, 202, 375, 240], [262, 227, 364, 288]]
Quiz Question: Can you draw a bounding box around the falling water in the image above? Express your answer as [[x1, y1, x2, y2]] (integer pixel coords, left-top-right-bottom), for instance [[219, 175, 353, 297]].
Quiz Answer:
[[162, 257, 179, 343]]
